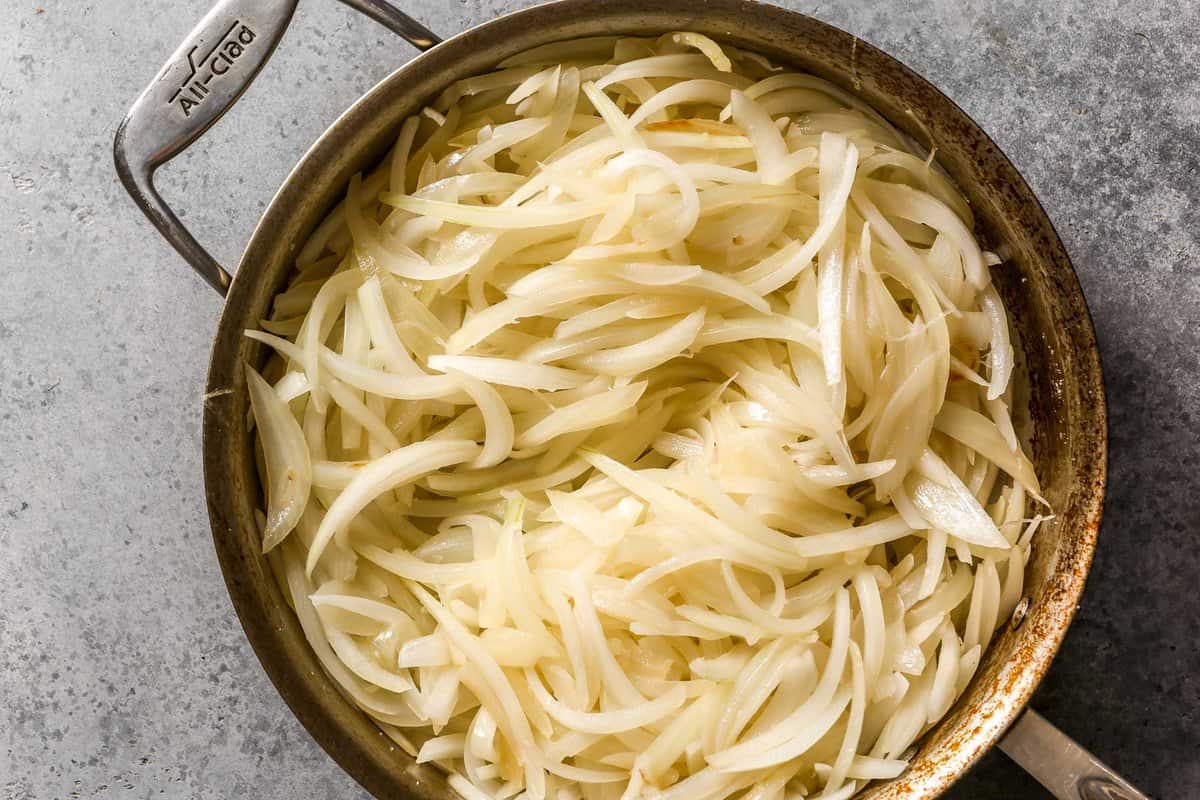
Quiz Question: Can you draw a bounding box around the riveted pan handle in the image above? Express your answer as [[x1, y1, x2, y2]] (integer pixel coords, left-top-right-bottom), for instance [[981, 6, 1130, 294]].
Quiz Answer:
[[114, 0, 439, 296], [999, 709, 1149, 800]]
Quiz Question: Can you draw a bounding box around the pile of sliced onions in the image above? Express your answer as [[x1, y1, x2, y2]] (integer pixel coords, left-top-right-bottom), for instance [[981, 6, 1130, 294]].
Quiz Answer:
[[246, 32, 1046, 800]]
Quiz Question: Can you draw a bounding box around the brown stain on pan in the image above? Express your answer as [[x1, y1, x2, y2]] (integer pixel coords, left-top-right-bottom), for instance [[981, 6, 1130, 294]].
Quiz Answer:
[[201, 1, 1107, 798]]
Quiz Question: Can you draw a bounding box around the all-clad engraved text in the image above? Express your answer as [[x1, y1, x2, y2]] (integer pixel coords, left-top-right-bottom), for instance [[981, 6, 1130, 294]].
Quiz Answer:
[[167, 21, 257, 117]]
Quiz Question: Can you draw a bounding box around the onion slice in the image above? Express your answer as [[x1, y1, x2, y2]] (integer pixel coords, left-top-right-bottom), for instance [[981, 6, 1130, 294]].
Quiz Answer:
[[246, 364, 311, 552]]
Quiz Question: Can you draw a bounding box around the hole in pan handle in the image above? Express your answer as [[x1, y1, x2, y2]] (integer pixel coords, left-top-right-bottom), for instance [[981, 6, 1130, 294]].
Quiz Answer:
[[113, 0, 440, 296]]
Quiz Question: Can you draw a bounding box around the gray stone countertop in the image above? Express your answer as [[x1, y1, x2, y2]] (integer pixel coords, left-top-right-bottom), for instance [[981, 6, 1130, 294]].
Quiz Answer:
[[2, 0, 1197, 797]]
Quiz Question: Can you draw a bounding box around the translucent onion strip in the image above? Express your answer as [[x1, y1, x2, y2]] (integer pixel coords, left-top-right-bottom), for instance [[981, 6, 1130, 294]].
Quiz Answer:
[[246, 364, 311, 552]]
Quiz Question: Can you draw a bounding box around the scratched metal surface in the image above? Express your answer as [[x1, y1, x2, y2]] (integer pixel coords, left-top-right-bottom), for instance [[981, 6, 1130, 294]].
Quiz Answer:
[[0, 1, 1197, 798]]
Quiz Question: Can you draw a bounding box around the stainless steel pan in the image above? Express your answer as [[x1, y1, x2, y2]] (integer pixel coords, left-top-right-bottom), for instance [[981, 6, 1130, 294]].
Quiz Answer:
[[114, 1, 1142, 797]]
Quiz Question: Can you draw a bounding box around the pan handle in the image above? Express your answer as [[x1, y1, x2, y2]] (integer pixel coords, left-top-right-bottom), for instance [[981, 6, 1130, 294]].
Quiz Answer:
[[999, 709, 1150, 800], [113, 0, 440, 296]]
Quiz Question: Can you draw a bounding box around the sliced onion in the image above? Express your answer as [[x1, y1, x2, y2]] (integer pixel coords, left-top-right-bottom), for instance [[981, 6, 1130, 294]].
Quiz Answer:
[[246, 364, 311, 552], [251, 33, 1046, 800]]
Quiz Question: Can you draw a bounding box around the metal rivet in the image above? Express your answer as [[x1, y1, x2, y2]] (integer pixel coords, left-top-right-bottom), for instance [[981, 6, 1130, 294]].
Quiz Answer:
[[1010, 597, 1031, 630]]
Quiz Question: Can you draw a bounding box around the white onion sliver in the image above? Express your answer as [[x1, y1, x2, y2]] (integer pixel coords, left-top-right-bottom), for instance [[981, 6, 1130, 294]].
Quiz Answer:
[[246, 365, 311, 552]]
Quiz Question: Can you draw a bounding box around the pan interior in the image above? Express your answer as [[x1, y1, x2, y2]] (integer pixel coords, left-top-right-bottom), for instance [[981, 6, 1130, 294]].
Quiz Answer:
[[203, 3, 1105, 798]]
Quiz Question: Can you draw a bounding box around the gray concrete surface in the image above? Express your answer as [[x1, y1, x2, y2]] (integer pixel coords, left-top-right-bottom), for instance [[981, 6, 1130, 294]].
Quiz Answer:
[[2, 0, 1197, 797]]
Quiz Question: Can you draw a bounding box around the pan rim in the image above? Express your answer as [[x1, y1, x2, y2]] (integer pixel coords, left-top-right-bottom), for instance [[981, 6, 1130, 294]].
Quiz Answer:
[[202, 2, 1107, 798]]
